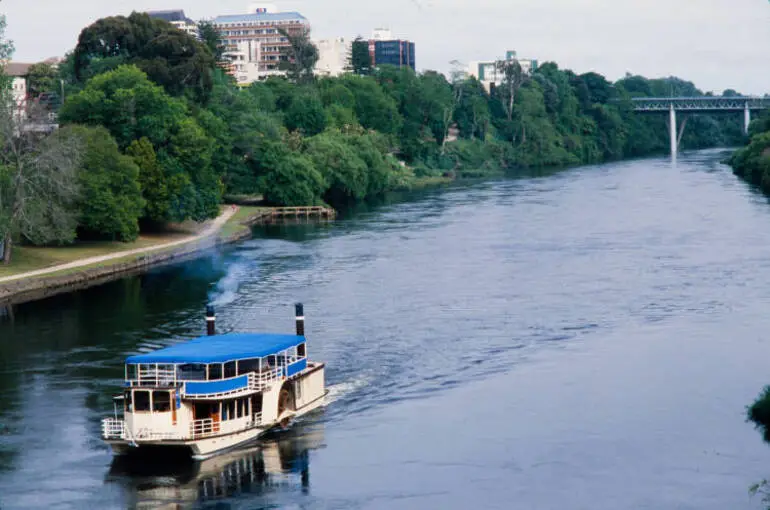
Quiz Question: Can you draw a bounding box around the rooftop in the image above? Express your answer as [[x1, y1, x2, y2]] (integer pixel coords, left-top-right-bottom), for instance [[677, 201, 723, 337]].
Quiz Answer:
[[213, 12, 307, 24], [125, 333, 306, 365], [147, 9, 194, 24], [5, 62, 34, 77]]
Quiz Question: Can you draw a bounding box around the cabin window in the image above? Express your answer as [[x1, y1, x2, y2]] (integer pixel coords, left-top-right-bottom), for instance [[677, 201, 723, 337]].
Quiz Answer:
[[237, 399, 244, 418], [126, 364, 137, 381], [208, 364, 223, 380], [238, 358, 259, 375], [178, 364, 206, 381], [297, 343, 306, 358], [224, 361, 237, 379], [124, 390, 133, 412], [134, 390, 151, 412], [152, 391, 171, 412]]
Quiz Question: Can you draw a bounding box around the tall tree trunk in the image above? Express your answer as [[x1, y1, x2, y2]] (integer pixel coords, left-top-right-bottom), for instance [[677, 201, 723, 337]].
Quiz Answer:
[[2, 234, 12, 265]]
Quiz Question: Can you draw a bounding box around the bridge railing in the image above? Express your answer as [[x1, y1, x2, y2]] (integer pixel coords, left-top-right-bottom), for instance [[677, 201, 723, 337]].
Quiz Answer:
[[630, 96, 770, 112]]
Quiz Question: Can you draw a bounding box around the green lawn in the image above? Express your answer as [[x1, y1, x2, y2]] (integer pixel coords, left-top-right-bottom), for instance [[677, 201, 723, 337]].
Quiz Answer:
[[0, 233, 192, 279], [218, 206, 266, 240], [0, 206, 284, 281]]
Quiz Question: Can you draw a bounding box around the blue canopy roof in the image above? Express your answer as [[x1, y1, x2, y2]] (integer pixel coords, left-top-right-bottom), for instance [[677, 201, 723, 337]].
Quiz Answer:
[[126, 333, 305, 365]]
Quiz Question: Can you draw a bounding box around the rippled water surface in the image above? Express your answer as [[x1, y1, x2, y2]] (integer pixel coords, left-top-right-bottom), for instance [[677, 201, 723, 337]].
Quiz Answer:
[[3, 150, 770, 509]]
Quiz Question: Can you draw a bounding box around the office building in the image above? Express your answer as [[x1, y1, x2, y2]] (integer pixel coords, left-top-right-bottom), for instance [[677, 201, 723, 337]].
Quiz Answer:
[[368, 29, 415, 70]]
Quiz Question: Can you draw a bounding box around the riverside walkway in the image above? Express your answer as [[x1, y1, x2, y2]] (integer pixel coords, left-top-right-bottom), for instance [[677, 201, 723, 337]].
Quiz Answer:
[[0, 207, 237, 284]]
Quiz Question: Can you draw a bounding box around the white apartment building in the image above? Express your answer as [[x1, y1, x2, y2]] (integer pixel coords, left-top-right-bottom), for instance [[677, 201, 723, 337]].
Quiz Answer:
[[468, 51, 539, 93], [314, 37, 351, 77], [213, 4, 310, 84]]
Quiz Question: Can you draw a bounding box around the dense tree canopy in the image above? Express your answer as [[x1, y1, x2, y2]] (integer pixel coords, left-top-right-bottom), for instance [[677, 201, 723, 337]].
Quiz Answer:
[[72, 12, 215, 103], [60, 65, 221, 222], [63, 125, 145, 241]]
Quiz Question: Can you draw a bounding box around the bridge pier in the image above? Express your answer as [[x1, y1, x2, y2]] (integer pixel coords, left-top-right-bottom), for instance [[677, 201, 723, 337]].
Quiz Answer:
[[745, 102, 751, 135], [669, 104, 677, 157]]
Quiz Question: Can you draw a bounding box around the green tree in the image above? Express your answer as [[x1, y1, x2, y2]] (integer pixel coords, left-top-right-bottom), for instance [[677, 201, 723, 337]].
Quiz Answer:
[[340, 74, 401, 134], [63, 125, 145, 241], [61, 65, 221, 222], [285, 91, 327, 136], [73, 12, 215, 103], [349, 37, 371, 75], [454, 78, 490, 140], [0, 109, 83, 263], [0, 16, 14, 93], [496, 58, 527, 122], [304, 130, 369, 205], [197, 20, 225, 61], [26, 62, 58, 98], [278, 27, 319, 84], [0, 19, 82, 263], [259, 153, 326, 206], [125, 138, 170, 222]]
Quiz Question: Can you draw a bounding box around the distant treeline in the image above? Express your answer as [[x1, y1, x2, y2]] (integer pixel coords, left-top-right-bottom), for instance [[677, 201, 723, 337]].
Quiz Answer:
[[0, 12, 749, 261], [730, 111, 770, 191]]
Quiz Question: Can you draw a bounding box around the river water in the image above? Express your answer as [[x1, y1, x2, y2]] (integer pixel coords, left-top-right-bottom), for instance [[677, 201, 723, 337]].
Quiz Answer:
[[2, 150, 770, 509]]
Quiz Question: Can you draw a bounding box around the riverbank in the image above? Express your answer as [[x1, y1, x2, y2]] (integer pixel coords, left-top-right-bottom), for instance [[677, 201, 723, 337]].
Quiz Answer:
[[0, 205, 282, 306]]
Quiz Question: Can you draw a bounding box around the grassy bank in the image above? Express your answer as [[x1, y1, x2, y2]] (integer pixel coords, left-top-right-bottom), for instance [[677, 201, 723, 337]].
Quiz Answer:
[[0, 206, 261, 281], [0, 234, 192, 279], [218, 206, 266, 241]]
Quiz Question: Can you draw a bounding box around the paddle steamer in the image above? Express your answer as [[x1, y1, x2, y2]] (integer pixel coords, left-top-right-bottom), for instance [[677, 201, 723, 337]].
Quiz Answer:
[[102, 304, 326, 459]]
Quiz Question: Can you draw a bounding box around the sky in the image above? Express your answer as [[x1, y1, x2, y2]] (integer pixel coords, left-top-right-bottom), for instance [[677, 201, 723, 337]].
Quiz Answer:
[[2, 0, 769, 94]]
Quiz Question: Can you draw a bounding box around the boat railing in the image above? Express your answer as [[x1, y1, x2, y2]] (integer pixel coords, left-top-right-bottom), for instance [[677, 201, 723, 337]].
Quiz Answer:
[[102, 418, 126, 440], [190, 418, 220, 439], [104, 414, 266, 442], [253, 366, 285, 387], [131, 365, 177, 387]]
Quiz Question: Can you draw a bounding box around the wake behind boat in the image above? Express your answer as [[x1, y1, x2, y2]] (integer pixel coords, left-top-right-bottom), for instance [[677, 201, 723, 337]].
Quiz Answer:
[[102, 304, 326, 460]]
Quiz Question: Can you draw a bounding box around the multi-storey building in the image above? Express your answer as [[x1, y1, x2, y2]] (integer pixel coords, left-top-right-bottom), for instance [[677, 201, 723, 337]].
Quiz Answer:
[[213, 4, 310, 84], [468, 51, 538, 93], [147, 9, 199, 38], [368, 29, 415, 70], [5, 62, 30, 117], [314, 37, 351, 77], [4, 61, 59, 131]]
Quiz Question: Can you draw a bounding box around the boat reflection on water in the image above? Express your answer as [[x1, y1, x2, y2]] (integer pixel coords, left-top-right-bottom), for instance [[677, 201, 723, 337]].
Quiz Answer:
[[106, 421, 326, 509]]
